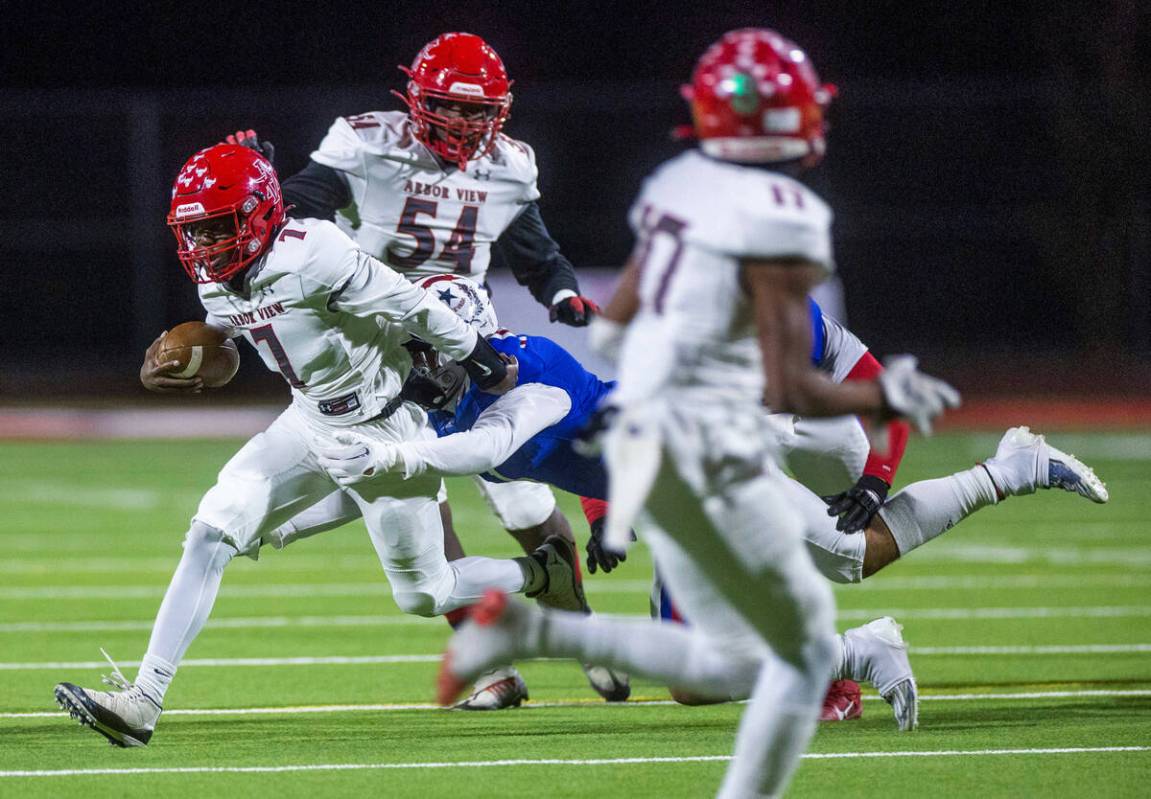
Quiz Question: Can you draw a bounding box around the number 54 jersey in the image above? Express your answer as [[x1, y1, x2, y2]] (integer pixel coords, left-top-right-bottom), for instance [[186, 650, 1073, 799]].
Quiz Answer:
[[311, 110, 540, 283], [616, 150, 836, 408]]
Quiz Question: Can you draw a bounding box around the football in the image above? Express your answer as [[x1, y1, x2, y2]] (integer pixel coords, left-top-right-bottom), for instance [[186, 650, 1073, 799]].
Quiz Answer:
[[158, 321, 240, 388]]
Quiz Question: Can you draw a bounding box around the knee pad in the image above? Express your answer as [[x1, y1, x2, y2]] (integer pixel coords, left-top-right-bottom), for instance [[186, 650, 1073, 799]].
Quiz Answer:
[[475, 478, 556, 531], [183, 522, 237, 570], [391, 589, 441, 618]]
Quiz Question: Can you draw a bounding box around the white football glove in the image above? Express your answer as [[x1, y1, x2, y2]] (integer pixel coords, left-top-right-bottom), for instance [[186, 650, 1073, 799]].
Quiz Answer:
[[878, 355, 961, 435], [315, 433, 402, 486]]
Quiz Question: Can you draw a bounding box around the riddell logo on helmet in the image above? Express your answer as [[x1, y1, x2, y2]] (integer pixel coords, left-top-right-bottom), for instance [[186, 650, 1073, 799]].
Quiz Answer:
[[448, 82, 485, 97], [174, 203, 206, 220], [764, 108, 801, 133]]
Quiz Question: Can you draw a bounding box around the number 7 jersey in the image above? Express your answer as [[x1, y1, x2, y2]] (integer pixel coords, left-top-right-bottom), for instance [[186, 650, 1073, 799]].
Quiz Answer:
[[616, 150, 835, 407], [311, 110, 540, 283]]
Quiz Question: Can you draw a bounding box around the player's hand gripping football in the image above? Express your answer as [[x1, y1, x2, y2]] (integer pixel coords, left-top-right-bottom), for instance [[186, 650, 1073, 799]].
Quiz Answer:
[[878, 355, 961, 435], [824, 475, 890, 534], [222, 129, 276, 165], [549, 294, 601, 327], [316, 434, 402, 486], [139, 332, 203, 394]]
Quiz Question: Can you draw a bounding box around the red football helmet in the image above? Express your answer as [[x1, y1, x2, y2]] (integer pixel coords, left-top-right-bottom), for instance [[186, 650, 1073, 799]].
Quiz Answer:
[[167, 144, 285, 283], [682, 28, 835, 165], [395, 32, 513, 169]]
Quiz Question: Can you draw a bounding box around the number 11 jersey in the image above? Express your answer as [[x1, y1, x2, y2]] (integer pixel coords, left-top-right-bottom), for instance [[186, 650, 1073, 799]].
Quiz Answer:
[[617, 150, 836, 407], [311, 110, 541, 284]]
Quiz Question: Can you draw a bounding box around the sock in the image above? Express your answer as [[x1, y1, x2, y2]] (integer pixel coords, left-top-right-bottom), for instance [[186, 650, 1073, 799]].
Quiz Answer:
[[537, 611, 761, 699], [515, 554, 546, 595], [135, 523, 236, 704], [829, 633, 848, 681], [134, 655, 175, 707], [878, 466, 999, 556], [447, 556, 528, 606]]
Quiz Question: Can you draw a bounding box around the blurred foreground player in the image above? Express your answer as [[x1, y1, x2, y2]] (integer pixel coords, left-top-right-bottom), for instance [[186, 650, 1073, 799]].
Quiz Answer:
[[52, 144, 585, 747], [247, 32, 609, 707], [341, 280, 1108, 730], [440, 29, 959, 797]]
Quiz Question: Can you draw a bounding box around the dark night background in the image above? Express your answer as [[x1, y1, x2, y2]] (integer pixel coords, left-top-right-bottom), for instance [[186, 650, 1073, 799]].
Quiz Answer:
[[1, 0, 1148, 399]]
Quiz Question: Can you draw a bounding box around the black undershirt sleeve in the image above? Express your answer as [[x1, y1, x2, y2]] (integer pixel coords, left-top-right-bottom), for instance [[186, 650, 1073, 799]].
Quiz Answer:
[[281, 160, 352, 222], [495, 202, 580, 306]]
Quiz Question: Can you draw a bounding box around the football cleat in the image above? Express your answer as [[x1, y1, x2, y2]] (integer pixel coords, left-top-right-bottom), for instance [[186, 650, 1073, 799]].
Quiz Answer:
[[844, 617, 918, 731], [454, 666, 529, 710], [439, 590, 540, 707], [983, 426, 1109, 503], [582, 663, 631, 703], [819, 680, 863, 722], [525, 535, 588, 613], [54, 651, 161, 747]]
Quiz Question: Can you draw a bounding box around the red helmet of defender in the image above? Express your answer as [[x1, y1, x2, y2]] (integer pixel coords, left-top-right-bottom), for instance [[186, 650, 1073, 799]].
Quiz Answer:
[[167, 144, 285, 283], [683, 28, 835, 165], [396, 32, 513, 169]]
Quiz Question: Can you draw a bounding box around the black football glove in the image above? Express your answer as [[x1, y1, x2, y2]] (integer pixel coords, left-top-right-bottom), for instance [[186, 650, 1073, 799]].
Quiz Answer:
[[586, 516, 633, 575], [549, 295, 600, 326], [223, 129, 276, 166], [824, 475, 890, 534]]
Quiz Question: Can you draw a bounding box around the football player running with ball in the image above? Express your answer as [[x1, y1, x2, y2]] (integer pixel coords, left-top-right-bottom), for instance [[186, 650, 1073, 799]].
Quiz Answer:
[[228, 32, 619, 708], [52, 144, 586, 748], [439, 29, 961, 797]]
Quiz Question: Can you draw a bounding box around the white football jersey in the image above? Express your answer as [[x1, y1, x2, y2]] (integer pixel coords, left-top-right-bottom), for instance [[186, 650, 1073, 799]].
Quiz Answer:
[[198, 217, 478, 427], [311, 110, 540, 284], [615, 150, 834, 406]]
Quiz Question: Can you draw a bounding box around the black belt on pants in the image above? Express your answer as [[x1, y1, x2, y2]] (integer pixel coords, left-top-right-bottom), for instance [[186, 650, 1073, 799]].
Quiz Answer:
[[318, 392, 405, 421]]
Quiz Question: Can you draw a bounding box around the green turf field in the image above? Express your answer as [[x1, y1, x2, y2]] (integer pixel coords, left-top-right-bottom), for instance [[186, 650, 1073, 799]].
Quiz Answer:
[[1, 432, 1148, 797]]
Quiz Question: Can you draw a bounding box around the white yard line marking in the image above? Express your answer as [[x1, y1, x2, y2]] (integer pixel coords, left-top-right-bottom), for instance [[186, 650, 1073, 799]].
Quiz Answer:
[[839, 606, 1151, 621], [4, 644, 1150, 672], [913, 644, 1151, 655], [0, 616, 436, 633], [0, 580, 654, 600], [847, 574, 1151, 591], [5, 689, 1149, 719], [909, 545, 1151, 567], [0, 655, 440, 671], [6, 605, 1150, 634], [1, 747, 1148, 778]]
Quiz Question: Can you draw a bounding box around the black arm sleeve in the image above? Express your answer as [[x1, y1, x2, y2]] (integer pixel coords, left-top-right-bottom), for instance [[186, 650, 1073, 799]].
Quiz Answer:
[[281, 160, 352, 222], [459, 335, 508, 390], [494, 202, 580, 306]]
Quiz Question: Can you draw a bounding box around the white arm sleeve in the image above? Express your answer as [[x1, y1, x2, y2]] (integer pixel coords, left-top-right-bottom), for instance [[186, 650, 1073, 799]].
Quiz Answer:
[[818, 314, 869, 384], [329, 249, 479, 361], [396, 384, 572, 478]]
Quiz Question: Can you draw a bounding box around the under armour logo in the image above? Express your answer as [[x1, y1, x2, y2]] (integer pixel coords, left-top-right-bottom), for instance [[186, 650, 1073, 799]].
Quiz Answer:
[[473, 169, 492, 181]]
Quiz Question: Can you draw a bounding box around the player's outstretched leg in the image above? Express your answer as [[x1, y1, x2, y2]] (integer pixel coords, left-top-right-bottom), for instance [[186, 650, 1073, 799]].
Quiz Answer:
[[869, 426, 1109, 576], [54, 520, 235, 746], [439, 591, 763, 707]]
